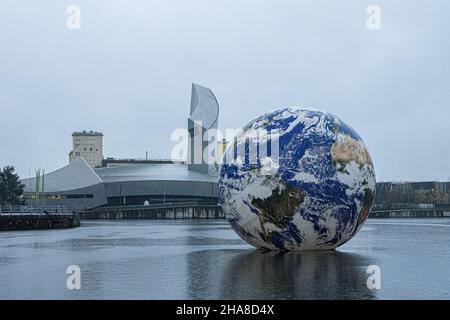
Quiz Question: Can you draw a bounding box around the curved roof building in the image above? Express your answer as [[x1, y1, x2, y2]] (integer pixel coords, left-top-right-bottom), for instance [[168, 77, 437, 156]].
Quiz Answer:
[[21, 84, 220, 210], [24, 157, 103, 193], [22, 158, 108, 210]]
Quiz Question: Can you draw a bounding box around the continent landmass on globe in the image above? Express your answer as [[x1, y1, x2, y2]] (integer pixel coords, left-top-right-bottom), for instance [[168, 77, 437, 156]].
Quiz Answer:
[[331, 134, 375, 227], [358, 188, 374, 226], [251, 176, 305, 244], [331, 135, 373, 170]]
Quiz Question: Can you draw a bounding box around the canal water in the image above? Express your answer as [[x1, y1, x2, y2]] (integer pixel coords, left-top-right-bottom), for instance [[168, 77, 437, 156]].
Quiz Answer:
[[0, 219, 449, 299]]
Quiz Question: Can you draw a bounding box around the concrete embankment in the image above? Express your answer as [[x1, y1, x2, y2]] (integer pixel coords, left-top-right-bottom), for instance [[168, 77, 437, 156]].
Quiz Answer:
[[370, 209, 450, 218], [80, 203, 224, 219], [80, 203, 449, 220], [0, 214, 80, 231]]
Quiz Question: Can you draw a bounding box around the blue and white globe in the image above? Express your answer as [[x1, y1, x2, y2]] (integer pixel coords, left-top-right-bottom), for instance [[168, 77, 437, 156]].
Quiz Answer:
[[219, 107, 376, 251]]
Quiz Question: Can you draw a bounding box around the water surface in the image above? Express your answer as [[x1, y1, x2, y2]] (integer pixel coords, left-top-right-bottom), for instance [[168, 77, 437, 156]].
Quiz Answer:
[[0, 219, 449, 299]]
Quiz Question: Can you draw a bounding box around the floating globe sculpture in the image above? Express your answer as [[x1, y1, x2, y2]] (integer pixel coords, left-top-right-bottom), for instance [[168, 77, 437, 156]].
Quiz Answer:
[[219, 107, 376, 251]]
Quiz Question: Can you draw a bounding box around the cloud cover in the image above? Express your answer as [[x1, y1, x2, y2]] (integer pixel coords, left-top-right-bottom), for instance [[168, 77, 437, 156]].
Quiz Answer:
[[0, 0, 449, 181]]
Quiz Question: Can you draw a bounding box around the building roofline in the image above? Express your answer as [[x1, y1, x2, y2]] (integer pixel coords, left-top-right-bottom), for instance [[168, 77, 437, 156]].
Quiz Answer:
[[72, 131, 103, 137], [79, 157, 104, 182]]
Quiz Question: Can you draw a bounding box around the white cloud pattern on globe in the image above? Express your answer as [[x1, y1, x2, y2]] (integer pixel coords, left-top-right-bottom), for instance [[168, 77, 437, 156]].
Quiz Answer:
[[219, 107, 376, 251]]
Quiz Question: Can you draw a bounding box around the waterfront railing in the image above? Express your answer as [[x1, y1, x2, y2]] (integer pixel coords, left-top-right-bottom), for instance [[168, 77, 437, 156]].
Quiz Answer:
[[89, 202, 217, 213], [372, 202, 450, 211], [0, 205, 71, 216]]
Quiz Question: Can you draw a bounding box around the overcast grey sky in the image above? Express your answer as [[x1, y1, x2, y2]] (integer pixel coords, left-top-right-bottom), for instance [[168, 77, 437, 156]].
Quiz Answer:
[[0, 0, 449, 181]]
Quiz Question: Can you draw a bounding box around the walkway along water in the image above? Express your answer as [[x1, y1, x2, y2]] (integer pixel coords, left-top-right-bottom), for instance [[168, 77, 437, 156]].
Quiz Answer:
[[80, 202, 224, 219], [80, 202, 450, 219]]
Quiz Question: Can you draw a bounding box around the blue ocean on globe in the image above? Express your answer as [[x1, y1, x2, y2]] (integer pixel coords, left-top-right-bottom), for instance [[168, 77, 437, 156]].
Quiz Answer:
[[219, 107, 376, 251]]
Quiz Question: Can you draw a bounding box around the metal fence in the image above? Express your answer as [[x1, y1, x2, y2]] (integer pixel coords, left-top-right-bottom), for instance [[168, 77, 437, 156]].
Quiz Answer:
[[87, 202, 214, 213], [372, 202, 450, 211], [0, 205, 71, 216]]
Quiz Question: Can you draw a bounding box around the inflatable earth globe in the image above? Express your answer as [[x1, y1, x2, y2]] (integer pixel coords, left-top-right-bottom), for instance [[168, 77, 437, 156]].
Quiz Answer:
[[219, 107, 376, 251]]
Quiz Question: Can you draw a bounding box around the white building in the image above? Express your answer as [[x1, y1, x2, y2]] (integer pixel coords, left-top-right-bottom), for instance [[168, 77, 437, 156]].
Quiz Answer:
[[187, 83, 219, 175], [69, 131, 103, 168]]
